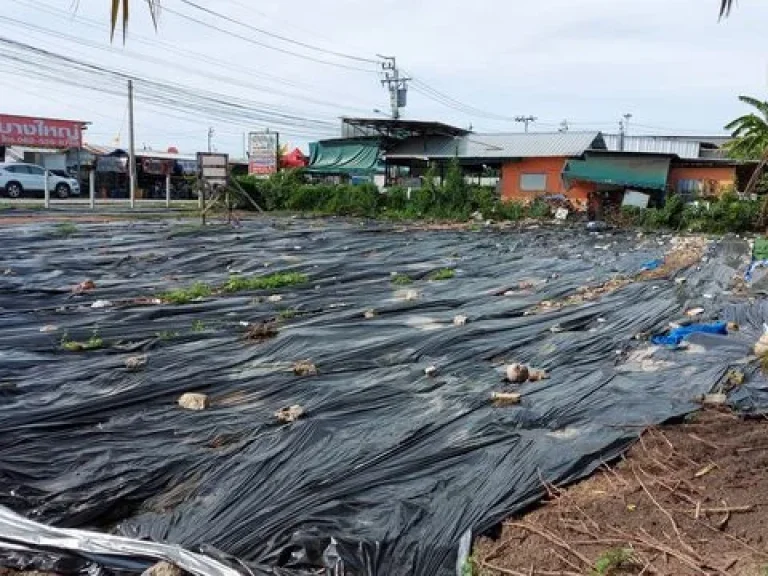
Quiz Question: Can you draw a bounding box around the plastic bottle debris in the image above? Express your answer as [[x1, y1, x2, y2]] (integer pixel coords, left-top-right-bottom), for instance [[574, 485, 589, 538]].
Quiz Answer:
[[178, 393, 209, 411], [91, 300, 114, 309], [506, 363, 529, 383], [141, 561, 182, 576], [293, 360, 318, 376], [125, 355, 148, 372], [491, 391, 521, 406], [453, 315, 468, 326], [275, 404, 305, 423]]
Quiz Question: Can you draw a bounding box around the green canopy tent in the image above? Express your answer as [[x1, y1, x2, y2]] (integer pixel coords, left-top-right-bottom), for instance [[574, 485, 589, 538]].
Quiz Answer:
[[306, 139, 383, 177]]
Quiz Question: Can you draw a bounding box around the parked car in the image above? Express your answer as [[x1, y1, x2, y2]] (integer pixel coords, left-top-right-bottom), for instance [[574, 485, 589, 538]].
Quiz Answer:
[[0, 163, 80, 198]]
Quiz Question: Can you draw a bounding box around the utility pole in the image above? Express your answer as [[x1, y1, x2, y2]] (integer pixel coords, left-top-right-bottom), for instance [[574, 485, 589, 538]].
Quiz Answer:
[[207, 127, 215, 153], [128, 79, 136, 209], [378, 55, 410, 119], [623, 113, 633, 136], [515, 115, 537, 133]]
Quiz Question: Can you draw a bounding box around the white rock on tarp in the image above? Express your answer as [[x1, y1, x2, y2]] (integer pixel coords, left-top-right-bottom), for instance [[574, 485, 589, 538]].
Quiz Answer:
[[425, 365, 438, 377], [141, 561, 182, 576], [268, 294, 283, 303], [40, 325, 58, 333], [178, 392, 209, 411], [275, 404, 305, 423], [506, 363, 529, 383], [125, 354, 148, 372], [364, 309, 377, 319], [685, 307, 705, 317], [453, 314, 468, 326], [91, 299, 113, 309]]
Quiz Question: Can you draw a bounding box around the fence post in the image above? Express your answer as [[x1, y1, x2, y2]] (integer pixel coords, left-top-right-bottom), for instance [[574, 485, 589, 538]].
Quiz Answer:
[[44, 170, 50, 209], [89, 170, 96, 209], [166, 174, 171, 209]]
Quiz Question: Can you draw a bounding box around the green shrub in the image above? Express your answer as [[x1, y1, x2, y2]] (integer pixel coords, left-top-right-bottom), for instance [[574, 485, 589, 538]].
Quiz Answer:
[[391, 273, 413, 285], [468, 187, 498, 215], [528, 199, 551, 219], [162, 282, 213, 304], [383, 186, 409, 212], [427, 268, 455, 281]]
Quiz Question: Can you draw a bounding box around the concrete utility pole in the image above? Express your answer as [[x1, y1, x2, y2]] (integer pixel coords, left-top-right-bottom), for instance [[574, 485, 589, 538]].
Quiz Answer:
[[515, 115, 537, 133], [378, 55, 410, 119], [207, 127, 215, 153], [128, 79, 136, 209], [623, 113, 633, 136]]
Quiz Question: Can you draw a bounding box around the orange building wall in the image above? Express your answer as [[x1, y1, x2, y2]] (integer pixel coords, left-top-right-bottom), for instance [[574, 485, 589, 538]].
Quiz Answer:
[[668, 165, 736, 197], [501, 157, 595, 211]]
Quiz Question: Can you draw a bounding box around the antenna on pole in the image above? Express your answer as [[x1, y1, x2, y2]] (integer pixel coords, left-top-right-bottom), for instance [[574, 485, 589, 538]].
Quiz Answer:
[[377, 55, 410, 119], [515, 115, 537, 133]]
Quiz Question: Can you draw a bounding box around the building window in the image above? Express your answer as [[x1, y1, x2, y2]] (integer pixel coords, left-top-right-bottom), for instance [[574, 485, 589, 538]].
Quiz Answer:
[[677, 179, 703, 200], [520, 173, 547, 191]]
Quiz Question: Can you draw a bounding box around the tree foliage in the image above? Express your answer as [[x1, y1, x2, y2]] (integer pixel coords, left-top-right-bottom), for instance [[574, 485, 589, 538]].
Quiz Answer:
[[724, 96, 768, 160]]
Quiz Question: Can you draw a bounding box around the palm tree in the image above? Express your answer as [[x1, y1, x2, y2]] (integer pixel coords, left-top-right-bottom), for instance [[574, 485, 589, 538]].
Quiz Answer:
[[110, 0, 160, 39], [724, 96, 768, 160]]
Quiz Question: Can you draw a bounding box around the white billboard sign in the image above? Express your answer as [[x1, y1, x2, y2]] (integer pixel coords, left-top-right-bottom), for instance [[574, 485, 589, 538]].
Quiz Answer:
[[248, 131, 279, 175]]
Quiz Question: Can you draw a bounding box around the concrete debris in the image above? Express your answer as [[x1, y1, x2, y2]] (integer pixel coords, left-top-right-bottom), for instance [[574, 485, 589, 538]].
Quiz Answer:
[[91, 299, 113, 309], [125, 354, 148, 372], [754, 333, 768, 357], [72, 279, 96, 294], [275, 404, 305, 423], [245, 321, 279, 342], [492, 391, 521, 406], [178, 392, 209, 411], [293, 360, 317, 377], [701, 393, 728, 406], [141, 561, 182, 576], [364, 308, 377, 319], [506, 363, 530, 384], [453, 314, 468, 326]]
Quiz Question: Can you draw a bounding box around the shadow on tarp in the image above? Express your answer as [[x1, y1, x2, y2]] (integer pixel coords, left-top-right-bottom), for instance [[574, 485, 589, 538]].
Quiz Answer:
[[0, 220, 766, 576]]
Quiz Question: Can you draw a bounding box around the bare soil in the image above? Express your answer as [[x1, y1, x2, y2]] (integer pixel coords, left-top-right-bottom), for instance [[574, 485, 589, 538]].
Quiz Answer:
[[474, 409, 768, 576]]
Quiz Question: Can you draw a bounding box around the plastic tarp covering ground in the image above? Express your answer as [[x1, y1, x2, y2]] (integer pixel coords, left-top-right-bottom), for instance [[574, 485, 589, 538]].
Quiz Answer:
[[1, 218, 767, 576]]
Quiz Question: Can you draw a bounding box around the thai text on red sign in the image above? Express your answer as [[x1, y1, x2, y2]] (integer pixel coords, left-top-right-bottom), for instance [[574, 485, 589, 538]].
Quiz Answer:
[[0, 114, 84, 148]]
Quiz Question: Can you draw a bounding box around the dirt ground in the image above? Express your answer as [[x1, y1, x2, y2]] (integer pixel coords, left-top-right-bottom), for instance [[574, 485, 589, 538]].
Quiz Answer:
[[474, 409, 768, 576]]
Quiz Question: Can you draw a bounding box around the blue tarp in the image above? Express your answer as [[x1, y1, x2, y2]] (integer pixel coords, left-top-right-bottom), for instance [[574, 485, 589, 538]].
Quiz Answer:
[[651, 322, 728, 346]]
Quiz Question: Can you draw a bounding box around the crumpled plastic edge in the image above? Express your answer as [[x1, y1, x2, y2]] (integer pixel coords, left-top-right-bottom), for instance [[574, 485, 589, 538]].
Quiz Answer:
[[454, 530, 472, 576], [0, 505, 242, 576]]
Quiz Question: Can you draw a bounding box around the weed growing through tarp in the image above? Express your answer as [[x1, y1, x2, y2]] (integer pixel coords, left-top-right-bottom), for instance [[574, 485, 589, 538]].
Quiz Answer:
[[54, 222, 78, 237], [391, 273, 413, 286], [162, 282, 213, 304], [224, 272, 308, 293], [427, 268, 455, 281], [61, 331, 104, 352]]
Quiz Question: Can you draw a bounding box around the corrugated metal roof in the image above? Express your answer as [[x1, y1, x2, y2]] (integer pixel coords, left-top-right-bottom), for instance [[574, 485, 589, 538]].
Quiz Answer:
[[386, 132, 604, 160], [601, 135, 704, 159]]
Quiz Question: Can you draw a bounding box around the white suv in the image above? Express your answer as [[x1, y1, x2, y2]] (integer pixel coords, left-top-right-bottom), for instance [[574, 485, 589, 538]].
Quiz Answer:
[[0, 162, 80, 198]]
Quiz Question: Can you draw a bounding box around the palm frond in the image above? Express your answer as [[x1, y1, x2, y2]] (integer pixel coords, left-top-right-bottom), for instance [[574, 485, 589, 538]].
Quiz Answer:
[[110, 0, 160, 41], [720, 0, 735, 18]]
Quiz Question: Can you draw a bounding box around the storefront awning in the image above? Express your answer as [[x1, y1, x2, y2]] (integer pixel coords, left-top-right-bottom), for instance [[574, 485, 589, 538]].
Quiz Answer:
[[306, 139, 381, 175], [563, 154, 670, 190]]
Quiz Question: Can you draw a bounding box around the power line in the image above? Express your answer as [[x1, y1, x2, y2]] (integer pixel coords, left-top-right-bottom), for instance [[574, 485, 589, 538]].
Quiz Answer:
[[175, 0, 380, 64], [160, 4, 378, 73]]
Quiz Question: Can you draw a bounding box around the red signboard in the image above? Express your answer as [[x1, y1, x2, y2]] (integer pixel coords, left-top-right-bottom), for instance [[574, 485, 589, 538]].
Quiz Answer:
[[0, 114, 84, 148]]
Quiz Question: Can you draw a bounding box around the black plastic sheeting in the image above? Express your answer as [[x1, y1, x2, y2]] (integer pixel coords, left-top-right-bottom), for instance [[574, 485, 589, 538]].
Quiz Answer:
[[1, 218, 767, 576]]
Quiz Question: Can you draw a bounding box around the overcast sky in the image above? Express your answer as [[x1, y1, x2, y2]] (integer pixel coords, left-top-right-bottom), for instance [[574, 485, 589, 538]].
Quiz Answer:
[[1, 0, 767, 156]]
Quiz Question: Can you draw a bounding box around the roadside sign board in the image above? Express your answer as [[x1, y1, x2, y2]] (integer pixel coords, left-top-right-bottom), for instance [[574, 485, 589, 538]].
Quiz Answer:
[[248, 131, 279, 175], [0, 114, 84, 148], [197, 152, 229, 188]]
